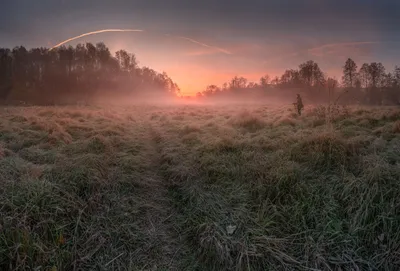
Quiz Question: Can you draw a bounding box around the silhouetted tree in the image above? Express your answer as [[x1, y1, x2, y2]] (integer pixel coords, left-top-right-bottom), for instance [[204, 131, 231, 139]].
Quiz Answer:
[[299, 60, 325, 88], [359, 63, 370, 89], [342, 58, 358, 88], [116, 50, 137, 73], [368, 62, 386, 88], [0, 48, 13, 99], [394, 66, 400, 87], [382, 68, 400, 105], [203, 85, 220, 96], [229, 76, 247, 91], [271, 76, 280, 86], [279, 69, 301, 88], [259, 74, 270, 88], [366, 62, 386, 104]]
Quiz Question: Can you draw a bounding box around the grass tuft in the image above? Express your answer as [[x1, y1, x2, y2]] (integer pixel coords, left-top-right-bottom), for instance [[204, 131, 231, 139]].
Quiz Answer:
[[229, 110, 266, 132], [392, 120, 400, 133]]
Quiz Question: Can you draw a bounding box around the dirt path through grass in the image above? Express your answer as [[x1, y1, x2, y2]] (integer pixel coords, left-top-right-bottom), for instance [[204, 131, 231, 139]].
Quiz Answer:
[[139, 123, 190, 270]]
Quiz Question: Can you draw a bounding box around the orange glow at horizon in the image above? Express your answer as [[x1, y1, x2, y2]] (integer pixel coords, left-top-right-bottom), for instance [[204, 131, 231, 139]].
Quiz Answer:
[[49, 29, 386, 97], [169, 67, 279, 96], [50, 29, 236, 96]]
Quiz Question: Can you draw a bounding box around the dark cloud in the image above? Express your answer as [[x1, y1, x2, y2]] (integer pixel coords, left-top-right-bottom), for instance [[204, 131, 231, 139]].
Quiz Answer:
[[2, 0, 399, 33], [1, 0, 398, 60], [1, 0, 399, 49]]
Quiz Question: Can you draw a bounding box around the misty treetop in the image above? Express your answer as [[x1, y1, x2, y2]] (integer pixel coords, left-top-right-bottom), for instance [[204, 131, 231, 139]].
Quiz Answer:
[[0, 42, 180, 104], [197, 59, 400, 106]]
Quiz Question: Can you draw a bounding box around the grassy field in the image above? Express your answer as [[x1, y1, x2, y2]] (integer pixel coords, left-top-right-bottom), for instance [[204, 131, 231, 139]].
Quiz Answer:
[[0, 104, 400, 271]]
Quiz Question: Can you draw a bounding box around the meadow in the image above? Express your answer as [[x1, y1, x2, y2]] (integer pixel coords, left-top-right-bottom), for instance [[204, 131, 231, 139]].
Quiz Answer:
[[0, 104, 399, 271]]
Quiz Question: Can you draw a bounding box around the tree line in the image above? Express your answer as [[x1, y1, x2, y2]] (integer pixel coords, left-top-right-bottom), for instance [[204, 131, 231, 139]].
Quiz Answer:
[[0, 42, 180, 105], [196, 59, 400, 105], [1, 40, 399, 106]]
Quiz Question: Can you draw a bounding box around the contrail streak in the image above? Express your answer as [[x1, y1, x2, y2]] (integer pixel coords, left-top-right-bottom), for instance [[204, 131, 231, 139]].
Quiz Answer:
[[50, 29, 144, 50], [165, 34, 232, 55], [308, 41, 380, 52], [50, 29, 232, 55]]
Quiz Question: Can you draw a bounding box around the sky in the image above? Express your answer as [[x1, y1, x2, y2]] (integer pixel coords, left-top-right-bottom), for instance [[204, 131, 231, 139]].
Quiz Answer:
[[1, 0, 400, 96]]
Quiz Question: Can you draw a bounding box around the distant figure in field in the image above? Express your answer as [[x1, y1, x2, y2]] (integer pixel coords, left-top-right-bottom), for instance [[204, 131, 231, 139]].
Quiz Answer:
[[293, 94, 304, 116]]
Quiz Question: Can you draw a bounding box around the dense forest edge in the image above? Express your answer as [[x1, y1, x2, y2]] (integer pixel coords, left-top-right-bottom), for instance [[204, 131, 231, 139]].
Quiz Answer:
[[1, 42, 400, 105]]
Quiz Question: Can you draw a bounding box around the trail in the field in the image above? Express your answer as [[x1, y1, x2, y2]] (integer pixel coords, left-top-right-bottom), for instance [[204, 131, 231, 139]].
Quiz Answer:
[[130, 117, 188, 270]]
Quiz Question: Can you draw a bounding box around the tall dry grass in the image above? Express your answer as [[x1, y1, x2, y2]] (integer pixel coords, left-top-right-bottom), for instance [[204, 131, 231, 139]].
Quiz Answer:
[[0, 104, 399, 270]]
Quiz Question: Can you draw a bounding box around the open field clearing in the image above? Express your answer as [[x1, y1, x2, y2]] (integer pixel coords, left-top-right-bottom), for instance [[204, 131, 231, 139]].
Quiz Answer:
[[1, 104, 400, 270]]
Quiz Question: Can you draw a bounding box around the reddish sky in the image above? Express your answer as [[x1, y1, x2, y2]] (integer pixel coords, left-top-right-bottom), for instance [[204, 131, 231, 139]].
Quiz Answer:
[[1, 0, 399, 96]]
